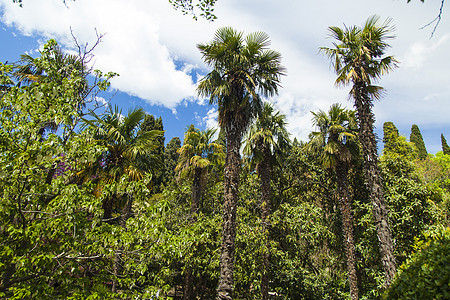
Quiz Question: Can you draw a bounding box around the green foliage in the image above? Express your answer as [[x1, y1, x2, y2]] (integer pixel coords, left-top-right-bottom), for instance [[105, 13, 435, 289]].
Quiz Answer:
[[139, 114, 165, 191], [383, 122, 400, 153], [163, 136, 181, 184], [320, 15, 398, 100], [441, 133, 450, 155], [14, 0, 218, 21], [0, 40, 122, 298], [169, 0, 218, 20], [384, 226, 450, 299], [243, 102, 290, 169], [307, 103, 358, 169], [197, 27, 285, 133], [2, 28, 449, 300], [410, 124, 428, 159], [383, 122, 418, 160]]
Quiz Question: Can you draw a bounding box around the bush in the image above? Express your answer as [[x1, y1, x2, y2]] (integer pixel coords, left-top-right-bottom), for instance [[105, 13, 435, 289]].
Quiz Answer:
[[384, 226, 450, 299]]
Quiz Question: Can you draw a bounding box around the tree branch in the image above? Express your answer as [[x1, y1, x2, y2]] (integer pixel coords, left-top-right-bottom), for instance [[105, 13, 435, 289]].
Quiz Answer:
[[419, 0, 445, 38]]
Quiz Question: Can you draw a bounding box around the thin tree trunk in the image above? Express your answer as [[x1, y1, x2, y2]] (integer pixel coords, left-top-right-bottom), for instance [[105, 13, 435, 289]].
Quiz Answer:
[[112, 194, 133, 293], [354, 85, 396, 286], [183, 268, 194, 300], [183, 168, 202, 300], [217, 127, 241, 300], [258, 147, 271, 300], [191, 168, 202, 218], [336, 163, 358, 300]]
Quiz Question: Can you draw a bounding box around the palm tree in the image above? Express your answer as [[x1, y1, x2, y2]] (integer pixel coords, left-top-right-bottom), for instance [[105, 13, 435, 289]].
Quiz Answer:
[[85, 105, 163, 191], [307, 103, 359, 300], [320, 15, 398, 285], [176, 125, 224, 300], [244, 102, 290, 300], [176, 125, 224, 218], [83, 105, 163, 292], [197, 27, 285, 299]]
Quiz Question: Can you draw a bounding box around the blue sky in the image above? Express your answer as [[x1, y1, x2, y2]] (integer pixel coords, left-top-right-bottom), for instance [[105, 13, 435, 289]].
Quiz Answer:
[[1, 0, 449, 153]]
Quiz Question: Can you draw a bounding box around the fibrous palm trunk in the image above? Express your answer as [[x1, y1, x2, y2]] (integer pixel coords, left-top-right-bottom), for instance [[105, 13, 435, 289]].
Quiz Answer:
[[217, 124, 241, 300], [336, 162, 358, 300], [354, 83, 396, 285], [258, 146, 272, 300]]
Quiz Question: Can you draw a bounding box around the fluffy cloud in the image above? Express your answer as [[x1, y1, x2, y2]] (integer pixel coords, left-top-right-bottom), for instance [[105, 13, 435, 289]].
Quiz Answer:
[[0, 0, 197, 108], [1, 0, 449, 148]]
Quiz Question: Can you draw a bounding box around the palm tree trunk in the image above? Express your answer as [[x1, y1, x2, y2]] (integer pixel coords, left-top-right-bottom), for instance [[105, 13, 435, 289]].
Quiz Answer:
[[191, 168, 202, 217], [258, 147, 272, 300], [217, 126, 241, 300], [336, 162, 358, 300], [354, 86, 396, 286]]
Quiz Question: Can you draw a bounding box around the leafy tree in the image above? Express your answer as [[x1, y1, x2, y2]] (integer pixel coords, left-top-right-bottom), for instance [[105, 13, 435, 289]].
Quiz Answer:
[[383, 122, 417, 160], [243, 102, 290, 300], [384, 226, 450, 299], [197, 27, 285, 299], [270, 143, 351, 299], [410, 124, 427, 159], [441, 133, 450, 155], [0, 40, 122, 298], [82, 105, 163, 291], [169, 0, 218, 20], [307, 103, 359, 300], [380, 129, 438, 265], [321, 15, 398, 285]]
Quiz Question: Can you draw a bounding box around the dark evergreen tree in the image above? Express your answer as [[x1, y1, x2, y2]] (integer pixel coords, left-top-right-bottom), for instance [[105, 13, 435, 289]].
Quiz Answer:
[[163, 136, 181, 184], [410, 124, 427, 159], [441, 133, 450, 155], [140, 114, 165, 192]]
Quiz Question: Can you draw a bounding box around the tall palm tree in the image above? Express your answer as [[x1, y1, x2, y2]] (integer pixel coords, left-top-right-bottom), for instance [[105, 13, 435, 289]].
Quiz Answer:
[[176, 125, 224, 300], [320, 15, 398, 285], [307, 104, 359, 300], [244, 102, 290, 300], [197, 27, 285, 299]]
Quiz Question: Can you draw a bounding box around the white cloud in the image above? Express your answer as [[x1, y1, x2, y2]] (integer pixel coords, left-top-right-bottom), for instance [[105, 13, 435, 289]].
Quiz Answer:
[[401, 34, 450, 69], [203, 108, 218, 131], [1, 0, 449, 146], [0, 0, 197, 108]]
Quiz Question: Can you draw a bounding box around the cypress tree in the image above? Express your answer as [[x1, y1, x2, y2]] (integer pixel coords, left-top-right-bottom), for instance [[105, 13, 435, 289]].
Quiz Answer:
[[163, 136, 181, 184], [441, 133, 450, 155], [383, 122, 399, 153], [140, 114, 165, 191], [410, 124, 427, 159]]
